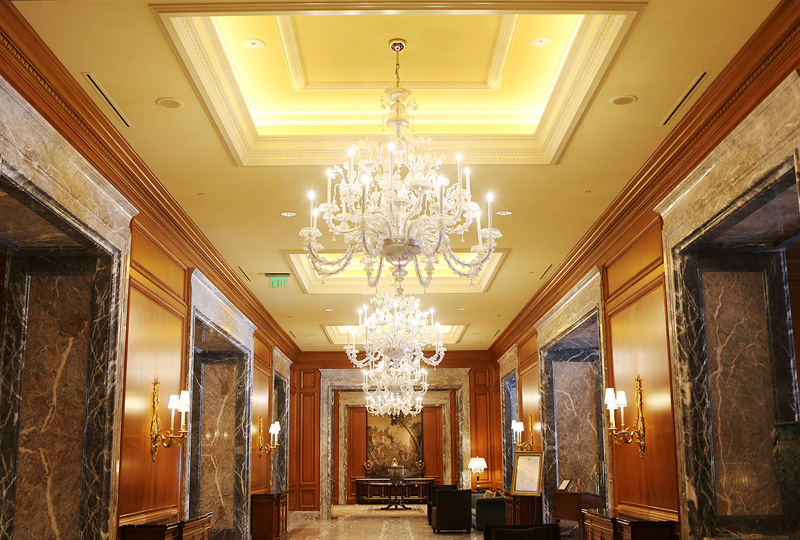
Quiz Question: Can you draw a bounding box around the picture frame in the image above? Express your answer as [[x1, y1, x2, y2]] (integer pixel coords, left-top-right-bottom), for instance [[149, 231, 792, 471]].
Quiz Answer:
[[510, 451, 544, 495], [557, 478, 572, 491]]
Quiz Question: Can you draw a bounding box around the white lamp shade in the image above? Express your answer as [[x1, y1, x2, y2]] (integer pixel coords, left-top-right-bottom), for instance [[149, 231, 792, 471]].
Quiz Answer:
[[616, 390, 628, 408], [511, 420, 521, 433], [604, 388, 617, 407], [178, 390, 191, 412], [468, 456, 487, 472], [167, 394, 180, 411], [269, 421, 281, 435]]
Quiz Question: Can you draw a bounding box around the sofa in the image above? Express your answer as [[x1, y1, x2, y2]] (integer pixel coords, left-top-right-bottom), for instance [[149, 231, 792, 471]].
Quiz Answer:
[[471, 491, 506, 531], [427, 484, 457, 525]]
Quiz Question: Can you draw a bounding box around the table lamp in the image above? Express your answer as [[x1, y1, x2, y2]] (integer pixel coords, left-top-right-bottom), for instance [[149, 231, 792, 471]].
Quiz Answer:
[[468, 456, 488, 490]]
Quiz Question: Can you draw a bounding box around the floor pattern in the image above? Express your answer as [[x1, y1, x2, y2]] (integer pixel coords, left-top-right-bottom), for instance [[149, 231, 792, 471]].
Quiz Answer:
[[288, 505, 484, 539]]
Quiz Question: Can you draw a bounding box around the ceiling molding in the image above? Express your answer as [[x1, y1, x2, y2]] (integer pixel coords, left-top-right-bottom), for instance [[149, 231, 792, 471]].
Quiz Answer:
[[282, 249, 507, 295], [490, 0, 800, 359], [156, 6, 639, 165], [0, 3, 301, 359], [321, 323, 468, 345], [275, 14, 519, 91], [295, 349, 494, 369]]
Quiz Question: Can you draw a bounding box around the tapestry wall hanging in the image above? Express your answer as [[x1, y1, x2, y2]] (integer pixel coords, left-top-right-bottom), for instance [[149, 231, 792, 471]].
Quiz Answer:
[[366, 414, 424, 477]]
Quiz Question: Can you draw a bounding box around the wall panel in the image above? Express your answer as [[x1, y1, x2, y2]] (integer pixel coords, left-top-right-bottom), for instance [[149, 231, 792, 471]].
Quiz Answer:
[[251, 356, 272, 494], [346, 406, 367, 503], [518, 334, 542, 451], [292, 367, 320, 511], [421, 406, 444, 485], [470, 367, 495, 491], [118, 280, 185, 523]]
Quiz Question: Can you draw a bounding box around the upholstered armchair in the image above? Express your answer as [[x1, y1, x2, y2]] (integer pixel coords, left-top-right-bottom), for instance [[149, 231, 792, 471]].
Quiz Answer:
[[431, 489, 472, 534], [484, 524, 562, 540], [471, 491, 506, 531], [427, 484, 456, 525]]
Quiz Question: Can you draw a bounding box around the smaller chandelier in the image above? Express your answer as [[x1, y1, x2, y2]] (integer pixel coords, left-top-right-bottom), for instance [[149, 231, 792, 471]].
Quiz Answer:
[[300, 38, 501, 290], [346, 290, 445, 416]]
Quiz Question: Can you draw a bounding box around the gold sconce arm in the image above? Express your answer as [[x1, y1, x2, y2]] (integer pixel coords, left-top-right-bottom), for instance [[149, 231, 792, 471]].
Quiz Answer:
[[606, 377, 646, 458], [150, 380, 189, 462], [512, 414, 536, 452], [258, 416, 280, 457]]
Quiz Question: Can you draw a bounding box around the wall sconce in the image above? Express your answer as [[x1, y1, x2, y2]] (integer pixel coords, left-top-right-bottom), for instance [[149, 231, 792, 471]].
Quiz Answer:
[[150, 380, 190, 462], [468, 456, 488, 490], [605, 376, 645, 458], [512, 414, 535, 451], [258, 416, 281, 457]]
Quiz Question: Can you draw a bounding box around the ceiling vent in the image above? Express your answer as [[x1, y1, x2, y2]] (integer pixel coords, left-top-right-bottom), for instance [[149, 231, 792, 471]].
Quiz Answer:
[[661, 72, 707, 126], [81, 72, 132, 128]]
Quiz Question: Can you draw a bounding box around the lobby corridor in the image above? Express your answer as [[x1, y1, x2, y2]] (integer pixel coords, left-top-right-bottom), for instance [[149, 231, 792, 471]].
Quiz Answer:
[[288, 506, 483, 539]]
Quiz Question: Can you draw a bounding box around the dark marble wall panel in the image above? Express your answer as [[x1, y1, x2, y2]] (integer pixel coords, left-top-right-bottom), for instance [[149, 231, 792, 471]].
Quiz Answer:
[[501, 373, 518, 490], [701, 270, 782, 516], [274, 375, 289, 492], [553, 360, 600, 493], [200, 363, 238, 535], [13, 273, 91, 539]]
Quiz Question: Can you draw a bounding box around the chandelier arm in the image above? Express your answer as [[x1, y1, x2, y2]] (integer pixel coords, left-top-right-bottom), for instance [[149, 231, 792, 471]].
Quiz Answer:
[[305, 242, 357, 274], [365, 257, 384, 288], [441, 245, 495, 278], [413, 256, 434, 288]]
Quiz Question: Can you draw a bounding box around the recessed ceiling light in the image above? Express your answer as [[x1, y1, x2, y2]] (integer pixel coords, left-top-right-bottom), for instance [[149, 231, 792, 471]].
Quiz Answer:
[[529, 37, 551, 48], [496, 210, 512, 216], [609, 95, 638, 106], [456, 307, 467, 311], [324, 308, 335, 312], [281, 211, 297, 217], [155, 97, 184, 109], [243, 39, 265, 50]]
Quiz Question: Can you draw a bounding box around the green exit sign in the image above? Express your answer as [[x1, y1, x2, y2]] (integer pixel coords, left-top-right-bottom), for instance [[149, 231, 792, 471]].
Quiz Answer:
[[269, 276, 287, 288]]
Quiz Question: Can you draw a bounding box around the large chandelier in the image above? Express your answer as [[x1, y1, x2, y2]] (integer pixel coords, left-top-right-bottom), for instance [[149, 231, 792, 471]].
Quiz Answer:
[[300, 38, 501, 290], [346, 289, 445, 416]]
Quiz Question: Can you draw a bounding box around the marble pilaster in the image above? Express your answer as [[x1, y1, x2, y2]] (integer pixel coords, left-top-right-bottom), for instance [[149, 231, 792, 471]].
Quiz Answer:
[[272, 347, 291, 492], [0, 73, 136, 540], [534, 268, 607, 522], [186, 270, 255, 540], [656, 71, 800, 539]]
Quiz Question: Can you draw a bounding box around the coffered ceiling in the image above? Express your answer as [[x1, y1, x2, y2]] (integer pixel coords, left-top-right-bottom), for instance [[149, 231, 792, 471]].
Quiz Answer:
[[13, 0, 779, 350]]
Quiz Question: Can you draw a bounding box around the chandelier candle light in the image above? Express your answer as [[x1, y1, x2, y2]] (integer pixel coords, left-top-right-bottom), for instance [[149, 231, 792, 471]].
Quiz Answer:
[[300, 38, 501, 290], [346, 288, 445, 416]]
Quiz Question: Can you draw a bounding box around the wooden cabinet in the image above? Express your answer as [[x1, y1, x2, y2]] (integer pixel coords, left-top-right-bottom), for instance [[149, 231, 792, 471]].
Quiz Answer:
[[504, 494, 542, 525], [252, 492, 288, 540], [554, 492, 606, 540], [119, 513, 212, 540], [582, 509, 674, 540]]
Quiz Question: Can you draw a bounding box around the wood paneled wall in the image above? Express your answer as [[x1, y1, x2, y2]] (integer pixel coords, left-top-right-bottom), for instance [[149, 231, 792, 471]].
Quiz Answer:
[[518, 336, 542, 451], [118, 219, 189, 525], [346, 406, 368, 503], [290, 367, 320, 511], [469, 366, 503, 491], [421, 405, 444, 485], [604, 220, 679, 519], [251, 333, 273, 494]]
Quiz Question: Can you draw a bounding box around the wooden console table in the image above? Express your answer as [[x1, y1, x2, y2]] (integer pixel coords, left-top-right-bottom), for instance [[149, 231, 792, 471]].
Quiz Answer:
[[583, 509, 675, 540], [553, 491, 606, 540], [252, 491, 288, 539], [504, 494, 543, 525], [355, 477, 434, 504], [119, 512, 213, 540]]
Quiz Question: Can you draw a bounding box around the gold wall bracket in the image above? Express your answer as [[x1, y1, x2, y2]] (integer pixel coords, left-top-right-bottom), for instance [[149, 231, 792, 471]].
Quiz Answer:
[[150, 379, 188, 462], [258, 415, 280, 457], [608, 377, 646, 458]]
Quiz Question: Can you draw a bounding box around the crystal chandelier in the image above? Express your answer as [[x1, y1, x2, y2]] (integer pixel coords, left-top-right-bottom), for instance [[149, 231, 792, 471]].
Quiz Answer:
[[346, 289, 445, 416], [300, 38, 502, 290]]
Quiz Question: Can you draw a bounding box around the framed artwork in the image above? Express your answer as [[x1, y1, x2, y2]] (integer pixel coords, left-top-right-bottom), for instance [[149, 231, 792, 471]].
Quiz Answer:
[[558, 479, 572, 491], [511, 451, 544, 495], [366, 414, 423, 477]]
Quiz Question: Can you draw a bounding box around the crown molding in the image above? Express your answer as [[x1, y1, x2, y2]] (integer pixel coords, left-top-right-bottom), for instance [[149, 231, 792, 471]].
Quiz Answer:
[[0, 2, 301, 359], [296, 349, 494, 369], [155, 6, 638, 165], [490, 0, 800, 359]]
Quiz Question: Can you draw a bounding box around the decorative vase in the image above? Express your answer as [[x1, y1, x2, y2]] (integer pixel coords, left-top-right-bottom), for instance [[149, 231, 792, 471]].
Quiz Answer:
[[772, 421, 800, 518]]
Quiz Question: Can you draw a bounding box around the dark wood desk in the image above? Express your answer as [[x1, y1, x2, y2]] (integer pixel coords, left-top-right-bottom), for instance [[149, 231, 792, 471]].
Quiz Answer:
[[553, 491, 606, 540], [119, 512, 213, 540], [583, 509, 675, 540], [355, 477, 434, 504]]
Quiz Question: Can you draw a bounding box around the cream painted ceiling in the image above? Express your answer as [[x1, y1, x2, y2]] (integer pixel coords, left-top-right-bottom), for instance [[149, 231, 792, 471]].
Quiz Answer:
[[14, 0, 779, 351]]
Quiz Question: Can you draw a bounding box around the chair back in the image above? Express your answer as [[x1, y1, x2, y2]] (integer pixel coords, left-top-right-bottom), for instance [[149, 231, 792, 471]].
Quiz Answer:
[[428, 483, 456, 503]]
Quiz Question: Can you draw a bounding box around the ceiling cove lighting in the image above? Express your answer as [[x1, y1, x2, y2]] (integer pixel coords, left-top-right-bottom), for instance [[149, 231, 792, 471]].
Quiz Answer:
[[345, 287, 445, 417], [300, 38, 502, 292]]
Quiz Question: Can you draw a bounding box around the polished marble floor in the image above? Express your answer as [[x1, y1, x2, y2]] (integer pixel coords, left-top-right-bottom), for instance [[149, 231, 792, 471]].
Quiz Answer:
[[288, 505, 483, 539]]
